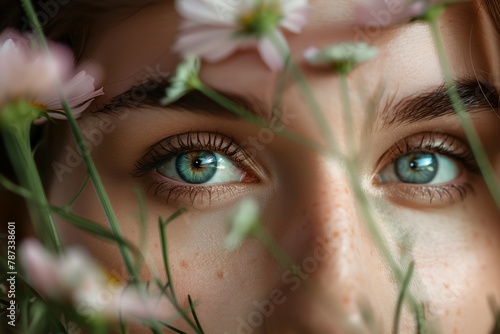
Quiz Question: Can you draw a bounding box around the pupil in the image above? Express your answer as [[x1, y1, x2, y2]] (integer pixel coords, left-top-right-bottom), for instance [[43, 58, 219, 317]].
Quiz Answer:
[[193, 159, 203, 169]]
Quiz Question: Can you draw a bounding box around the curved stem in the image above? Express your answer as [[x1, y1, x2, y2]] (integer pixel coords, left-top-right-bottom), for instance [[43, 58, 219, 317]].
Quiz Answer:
[[428, 17, 500, 208], [21, 0, 139, 282], [1, 122, 61, 253]]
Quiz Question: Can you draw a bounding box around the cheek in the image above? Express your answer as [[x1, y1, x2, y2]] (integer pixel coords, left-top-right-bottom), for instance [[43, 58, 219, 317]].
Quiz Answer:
[[407, 192, 500, 333]]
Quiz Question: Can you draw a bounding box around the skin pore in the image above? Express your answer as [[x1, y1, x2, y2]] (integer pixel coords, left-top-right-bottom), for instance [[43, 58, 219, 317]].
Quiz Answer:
[[44, 0, 500, 333]]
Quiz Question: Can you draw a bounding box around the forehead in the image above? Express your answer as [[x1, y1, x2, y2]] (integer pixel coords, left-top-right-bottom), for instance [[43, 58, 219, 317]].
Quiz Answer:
[[83, 0, 489, 104]]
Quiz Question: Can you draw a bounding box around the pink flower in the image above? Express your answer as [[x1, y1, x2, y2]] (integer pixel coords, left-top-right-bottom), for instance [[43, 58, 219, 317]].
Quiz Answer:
[[174, 0, 309, 71], [39, 70, 104, 118], [0, 29, 103, 121], [19, 239, 174, 323], [354, 0, 466, 27]]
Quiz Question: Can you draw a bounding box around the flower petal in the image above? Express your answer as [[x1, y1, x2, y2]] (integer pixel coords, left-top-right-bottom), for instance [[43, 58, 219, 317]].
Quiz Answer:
[[175, 26, 240, 62], [258, 33, 286, 71], [354, 0, 428, 27], [176, 0, 236, 25], [279, 0, 310, 33]]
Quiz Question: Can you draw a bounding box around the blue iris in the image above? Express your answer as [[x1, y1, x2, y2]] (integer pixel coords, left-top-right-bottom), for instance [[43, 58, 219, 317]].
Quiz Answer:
[[175, 151, 218, 184], [395, 152, 438, 184]]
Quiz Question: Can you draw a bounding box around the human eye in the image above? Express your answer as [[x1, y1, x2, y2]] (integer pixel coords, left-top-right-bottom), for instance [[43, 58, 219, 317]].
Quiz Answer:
[[133, 132, 260, 206], [375, 132, 480, 206]]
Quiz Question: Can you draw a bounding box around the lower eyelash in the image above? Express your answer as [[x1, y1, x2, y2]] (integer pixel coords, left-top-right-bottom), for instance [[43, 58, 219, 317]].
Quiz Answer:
[[384, 182, 474, 205], [147, 179, 246, 206]]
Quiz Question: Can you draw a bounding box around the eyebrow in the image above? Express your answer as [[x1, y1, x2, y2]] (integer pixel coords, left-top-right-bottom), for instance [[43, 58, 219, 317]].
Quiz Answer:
[[378, 79, 499, 130], [95, 77, 499, 129], [94, 77, 274, 122]]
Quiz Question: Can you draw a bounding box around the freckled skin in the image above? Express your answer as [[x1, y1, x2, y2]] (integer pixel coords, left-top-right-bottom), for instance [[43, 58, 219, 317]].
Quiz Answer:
[[45, 0, 500, 333]]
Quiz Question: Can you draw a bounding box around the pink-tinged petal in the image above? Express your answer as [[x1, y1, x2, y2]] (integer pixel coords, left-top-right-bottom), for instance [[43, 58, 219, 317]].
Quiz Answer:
[[19, 239, 62, 297], [0, 29, 91, 121], [176, 0, 236, 25], [280, 0, 310, 33], [258, 33, 286, 72], [41, 71, 104, 114], [175, 26, 240, 62], [354, 0, 428, 27]]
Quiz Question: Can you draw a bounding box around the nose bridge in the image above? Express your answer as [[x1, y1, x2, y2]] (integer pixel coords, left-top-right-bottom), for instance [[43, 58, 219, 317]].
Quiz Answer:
[[306, 158, 377, 308], [265, 156, 388, 333]]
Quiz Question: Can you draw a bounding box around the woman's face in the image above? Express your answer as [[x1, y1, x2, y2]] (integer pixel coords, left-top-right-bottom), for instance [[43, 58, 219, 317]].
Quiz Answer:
[[46, 1, 500, 333]]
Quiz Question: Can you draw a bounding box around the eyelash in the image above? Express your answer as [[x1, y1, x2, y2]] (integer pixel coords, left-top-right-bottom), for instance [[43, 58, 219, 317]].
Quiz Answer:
[[375, 132, 480, 205], [133, 132, 257, 205]]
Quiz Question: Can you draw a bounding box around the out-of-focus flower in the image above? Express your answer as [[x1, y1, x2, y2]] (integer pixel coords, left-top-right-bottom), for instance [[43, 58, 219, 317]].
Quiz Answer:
[[19, 239, 171, 323], [161, 55, 200, 105], [354, 0, 467, 27], [174, 0, 309, 71], [304, 43, 379, 73], [0, 29, 103, 122], [38, 70, 104, 118], [224, 197, 261, 251]]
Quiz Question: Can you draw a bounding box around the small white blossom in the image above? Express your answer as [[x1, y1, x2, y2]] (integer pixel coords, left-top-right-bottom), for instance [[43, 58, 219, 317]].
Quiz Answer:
[[355, 0, 468, 27], [304, 43, 379, 73], [161, 55, 201, 105]]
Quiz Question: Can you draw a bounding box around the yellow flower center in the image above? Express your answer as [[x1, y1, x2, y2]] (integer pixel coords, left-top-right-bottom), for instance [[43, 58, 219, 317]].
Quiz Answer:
[[30, 101, 49, 110], [237, 1, 284, 37]]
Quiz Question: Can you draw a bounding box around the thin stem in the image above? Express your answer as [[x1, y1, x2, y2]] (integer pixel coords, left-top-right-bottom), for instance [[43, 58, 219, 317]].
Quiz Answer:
[[254, 226, 294, 270], [20, 0, 139, 282], [1, 126, 61, 252], [20, 0, 48, 49], [65, 174, 90, 208], [61, 99, 139, 283], [339, 73, 356, 158], [392, 262, 415, 334], [268, 31, 338, 152], [347, 167, 425, 332], [428, 17, 500, 208], [158, 215, 203, 333], [188, 295, 205, 334], [196, 83, 326, 154], [337, 67, 425, 331]]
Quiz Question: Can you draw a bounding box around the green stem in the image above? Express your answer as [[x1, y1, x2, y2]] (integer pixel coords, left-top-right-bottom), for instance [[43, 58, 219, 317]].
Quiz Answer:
[[20, 0, 48, 50], [338, 71, 425, 331], [158, 217, 202, 333], [393, 262, 415, 334], [196, 83, 325, 154], [267, 31, 338, 153], [339, 73, 356, 157], [347, 166, 425, 332], [254, 226, 294, 270], [20, 0, 139, 283], [0, 117, 61, 253], [61, 100, 139, 282], [428, 16, 500, 208]]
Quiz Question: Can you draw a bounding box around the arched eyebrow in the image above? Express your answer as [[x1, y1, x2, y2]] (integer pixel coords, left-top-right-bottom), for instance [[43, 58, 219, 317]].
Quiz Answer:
[[93, 77, 274, 122], [94, 76, 498, 128], [377, 79, 499, 130]]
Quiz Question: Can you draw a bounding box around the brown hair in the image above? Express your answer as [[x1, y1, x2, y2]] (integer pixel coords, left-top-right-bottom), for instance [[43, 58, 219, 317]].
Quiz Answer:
[[0, 0, 162, 60], [485, 0, 500, 34]]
